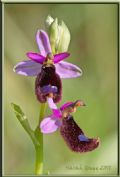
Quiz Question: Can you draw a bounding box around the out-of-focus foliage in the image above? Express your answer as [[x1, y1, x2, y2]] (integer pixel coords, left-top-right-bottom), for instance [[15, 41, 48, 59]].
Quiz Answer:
[[4, 3, 118, 175]]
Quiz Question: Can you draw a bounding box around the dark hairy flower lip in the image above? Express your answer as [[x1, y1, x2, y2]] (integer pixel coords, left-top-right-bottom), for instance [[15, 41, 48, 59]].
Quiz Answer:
[[35, 64, 62, 103], [60, 115, 100, 153]]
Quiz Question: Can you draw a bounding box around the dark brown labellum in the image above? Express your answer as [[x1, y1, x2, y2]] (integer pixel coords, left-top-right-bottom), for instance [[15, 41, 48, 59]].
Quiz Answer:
[[35, 64, 62, 103], [60, 115, 99, 153]]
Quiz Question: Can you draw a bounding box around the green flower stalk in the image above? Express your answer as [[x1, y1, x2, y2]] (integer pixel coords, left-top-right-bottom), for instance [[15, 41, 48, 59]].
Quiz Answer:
[[35, 103, 46, 174]]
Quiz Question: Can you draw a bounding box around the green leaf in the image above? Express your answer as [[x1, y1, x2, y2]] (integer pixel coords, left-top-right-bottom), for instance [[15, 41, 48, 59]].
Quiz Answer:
[[11, 103, 26, 121], [11, 103, 40, 147]]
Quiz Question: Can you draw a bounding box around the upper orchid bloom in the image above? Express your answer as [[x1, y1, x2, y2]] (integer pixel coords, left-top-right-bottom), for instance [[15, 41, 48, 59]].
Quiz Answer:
[[13, 30, 82, 103], [40, 100, 100, 153], [13, 30, 82, 78]]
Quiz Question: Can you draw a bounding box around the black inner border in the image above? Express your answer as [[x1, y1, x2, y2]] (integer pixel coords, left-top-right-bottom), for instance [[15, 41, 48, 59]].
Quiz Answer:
[[1, 2, 119, 177]]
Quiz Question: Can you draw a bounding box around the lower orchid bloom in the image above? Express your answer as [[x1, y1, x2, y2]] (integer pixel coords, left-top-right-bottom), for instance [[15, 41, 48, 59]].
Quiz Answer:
[[13, 30, 82, 103], [40, 100, 100, 153]]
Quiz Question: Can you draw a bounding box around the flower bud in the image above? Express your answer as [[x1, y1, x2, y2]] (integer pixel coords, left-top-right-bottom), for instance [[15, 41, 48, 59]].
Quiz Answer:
[[56, 20, 70, 53], [49, 18, 58, 54], [45, 15, 54, 27], [46, 16, 71, 54]]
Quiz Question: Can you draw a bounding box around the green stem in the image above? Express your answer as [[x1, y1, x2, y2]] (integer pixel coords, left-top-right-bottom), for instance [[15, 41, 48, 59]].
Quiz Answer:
[[35, 103, 46, 175], [39, 103, 47, 125], [35, 142, 43, 175], [11, 103, 47, 175]]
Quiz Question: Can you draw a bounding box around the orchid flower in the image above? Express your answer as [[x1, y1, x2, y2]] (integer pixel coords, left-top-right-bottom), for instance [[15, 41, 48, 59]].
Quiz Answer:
[[40, 100, 100, 153], [11, 15, 100, 175], [13, 30, 82, 103]]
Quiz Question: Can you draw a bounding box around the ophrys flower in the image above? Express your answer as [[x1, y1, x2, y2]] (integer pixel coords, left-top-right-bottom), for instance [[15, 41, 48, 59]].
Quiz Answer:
[[40, 100, 100, 153], [13, 30, 82, 103]]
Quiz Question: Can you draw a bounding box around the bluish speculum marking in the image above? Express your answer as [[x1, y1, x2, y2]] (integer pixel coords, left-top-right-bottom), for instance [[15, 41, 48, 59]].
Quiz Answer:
[[41, 85, 58, 95], [78, 134, 89, 142]]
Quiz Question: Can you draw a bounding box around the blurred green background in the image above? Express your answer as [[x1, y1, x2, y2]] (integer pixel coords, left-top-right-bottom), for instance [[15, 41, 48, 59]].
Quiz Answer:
[[4, 3, 118, 175]]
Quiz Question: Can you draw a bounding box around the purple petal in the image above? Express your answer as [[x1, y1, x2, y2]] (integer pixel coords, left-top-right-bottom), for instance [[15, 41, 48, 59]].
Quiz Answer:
[[47, 98, 62, 118], [55, 61, 82, 78], [52, 109, 62, 118], [54, 52, 70, 63], [36, 30, 52, 56], [26, 52, 45, 64], [40, 117, 61, 134], [47, 97, 58, 109], [13, 60, 42, 76], [60, 102, 73, 111]]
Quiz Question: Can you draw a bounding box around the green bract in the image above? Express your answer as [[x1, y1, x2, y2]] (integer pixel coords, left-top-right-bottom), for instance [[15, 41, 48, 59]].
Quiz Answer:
[[46, 15, 71, 54]]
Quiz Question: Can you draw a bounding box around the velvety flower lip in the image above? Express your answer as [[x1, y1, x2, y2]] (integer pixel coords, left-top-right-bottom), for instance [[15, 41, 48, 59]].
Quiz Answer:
[[60, 115, 99, 152], [40, 100, 100, 152], [35, 64, 62, 103], [13, 30, 82, 79]]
